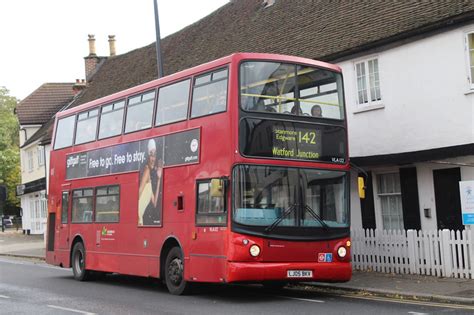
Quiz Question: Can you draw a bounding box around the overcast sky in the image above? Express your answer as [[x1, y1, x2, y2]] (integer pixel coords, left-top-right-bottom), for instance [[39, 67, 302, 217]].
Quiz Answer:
[[0, 0, 229, 100]]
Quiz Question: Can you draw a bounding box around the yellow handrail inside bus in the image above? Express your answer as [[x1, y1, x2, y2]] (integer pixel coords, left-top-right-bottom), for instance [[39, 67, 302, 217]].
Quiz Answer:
[[241, 93, 340, 107]]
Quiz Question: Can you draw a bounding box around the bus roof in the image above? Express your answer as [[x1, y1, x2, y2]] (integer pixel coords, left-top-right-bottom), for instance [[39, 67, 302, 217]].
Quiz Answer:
[[57, 52, 341, 119]]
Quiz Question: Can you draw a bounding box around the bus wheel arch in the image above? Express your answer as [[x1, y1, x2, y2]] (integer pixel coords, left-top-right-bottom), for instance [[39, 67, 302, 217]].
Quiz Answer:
[[160, 237, 181, 279]]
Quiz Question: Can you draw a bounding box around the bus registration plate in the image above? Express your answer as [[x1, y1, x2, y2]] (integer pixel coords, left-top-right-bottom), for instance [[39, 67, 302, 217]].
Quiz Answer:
[[287, 270, 313, 278]]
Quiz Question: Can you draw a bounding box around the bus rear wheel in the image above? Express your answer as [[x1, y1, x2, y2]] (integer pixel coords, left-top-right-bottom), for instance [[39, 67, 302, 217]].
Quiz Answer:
[[72, 242, 91, 281], [164, 247, 191, 295]]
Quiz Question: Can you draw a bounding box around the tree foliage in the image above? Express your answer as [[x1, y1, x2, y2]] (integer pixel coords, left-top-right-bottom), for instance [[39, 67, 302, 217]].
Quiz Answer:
[[0, 87, 20, 212]]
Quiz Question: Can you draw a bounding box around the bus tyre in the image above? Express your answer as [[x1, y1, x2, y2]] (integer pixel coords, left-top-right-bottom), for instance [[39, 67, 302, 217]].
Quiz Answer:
[[165, 247, 191, 295], [72, 242, 91, 281]]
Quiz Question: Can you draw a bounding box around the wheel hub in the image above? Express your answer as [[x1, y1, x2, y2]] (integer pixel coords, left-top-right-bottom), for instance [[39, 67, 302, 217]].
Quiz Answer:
[[75, 251, 83, 273], [168, 257, 183, 286]]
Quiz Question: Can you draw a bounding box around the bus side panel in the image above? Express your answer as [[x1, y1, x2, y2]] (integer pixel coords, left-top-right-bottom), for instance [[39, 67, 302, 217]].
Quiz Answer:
[[87, 251, 119, 273], [189, 255, 226, 282], [189, 228, 227, 282]]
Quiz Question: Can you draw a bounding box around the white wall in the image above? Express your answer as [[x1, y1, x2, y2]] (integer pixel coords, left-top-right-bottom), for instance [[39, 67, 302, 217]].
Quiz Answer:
[[353, 156, 474, 231], [416, 156, 474, 231], [20, 143, 46, 184], [19, 126, 40, 147], [340, 25, 474, 158]]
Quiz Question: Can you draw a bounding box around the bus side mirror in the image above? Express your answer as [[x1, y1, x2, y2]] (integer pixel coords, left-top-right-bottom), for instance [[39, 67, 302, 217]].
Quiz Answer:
[[210, 179, 224, 197], [358, 176, 366, 199]]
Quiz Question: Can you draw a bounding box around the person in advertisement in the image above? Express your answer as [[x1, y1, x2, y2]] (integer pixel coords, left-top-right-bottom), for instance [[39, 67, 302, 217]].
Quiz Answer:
[[138, 139, 163, 226]]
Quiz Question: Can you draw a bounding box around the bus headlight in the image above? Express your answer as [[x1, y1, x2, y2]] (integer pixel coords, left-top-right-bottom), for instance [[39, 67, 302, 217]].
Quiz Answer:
[[337, 246, 347, 258], [249, 244, 261, 257]]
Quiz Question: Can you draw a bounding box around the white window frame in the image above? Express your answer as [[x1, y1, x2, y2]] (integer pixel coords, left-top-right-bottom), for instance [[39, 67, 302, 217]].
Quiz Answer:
[[37, 146, 45, 167], [354, 57, 382, 107], [376, 172, 404, 231], [27, 150, 34, 172], [465, 31, 474, 89]]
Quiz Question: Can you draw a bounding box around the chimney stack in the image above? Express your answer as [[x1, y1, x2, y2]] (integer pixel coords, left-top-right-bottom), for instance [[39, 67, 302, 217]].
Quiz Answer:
[[73, 79, 87, 95], [108, 35, 116, 56], [88, 34, 96, 56], [84, 34, 105, 81]]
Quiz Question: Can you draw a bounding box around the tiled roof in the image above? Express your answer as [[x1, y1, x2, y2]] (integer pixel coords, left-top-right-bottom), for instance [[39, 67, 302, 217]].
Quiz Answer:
[[16, 83, 75, 125], [71, 0, 474, 107]]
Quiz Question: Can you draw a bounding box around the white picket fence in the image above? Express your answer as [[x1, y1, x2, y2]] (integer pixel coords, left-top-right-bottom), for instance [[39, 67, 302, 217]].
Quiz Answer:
[[351, 228, 474, 279]]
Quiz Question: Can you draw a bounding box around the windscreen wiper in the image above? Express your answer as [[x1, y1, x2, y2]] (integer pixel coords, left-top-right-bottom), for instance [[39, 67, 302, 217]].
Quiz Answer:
[[264, 203, 297, 233], [303, 205, 329, 230]]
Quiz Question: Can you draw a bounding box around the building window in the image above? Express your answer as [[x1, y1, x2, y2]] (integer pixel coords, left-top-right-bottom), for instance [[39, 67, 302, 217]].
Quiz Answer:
[[27, 150, 34, 172], [37, 146, 45, 167], [196, 179, 226, 226], [29, 200, 34, 219], [377, 173, 404, 231], [34, 200, 40, 218], [467, 33, 474, 88], [355, 58, 381, 106]]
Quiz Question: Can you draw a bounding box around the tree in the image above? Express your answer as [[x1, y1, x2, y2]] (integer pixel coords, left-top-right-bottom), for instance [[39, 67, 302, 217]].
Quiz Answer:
[[0, 87, 20, 214]]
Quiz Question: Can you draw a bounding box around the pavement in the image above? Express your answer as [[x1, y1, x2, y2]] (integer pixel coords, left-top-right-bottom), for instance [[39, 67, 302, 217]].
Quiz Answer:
[[0, 229, 45, 259], [1, 229, 472, 305]]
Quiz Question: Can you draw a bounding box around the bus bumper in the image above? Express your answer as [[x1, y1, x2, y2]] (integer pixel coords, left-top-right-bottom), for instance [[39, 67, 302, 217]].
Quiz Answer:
[[226, 261, 351, 283]]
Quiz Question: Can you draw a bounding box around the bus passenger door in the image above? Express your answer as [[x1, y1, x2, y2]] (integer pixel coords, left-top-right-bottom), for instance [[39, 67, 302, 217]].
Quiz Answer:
[[189, 179, 228, 282], [57, 191, 71, 251]]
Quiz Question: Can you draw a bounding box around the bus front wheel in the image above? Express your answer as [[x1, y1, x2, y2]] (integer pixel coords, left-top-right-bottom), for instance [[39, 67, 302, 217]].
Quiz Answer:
[[164, 247, 191, 295], [72, 242, 91, 281]]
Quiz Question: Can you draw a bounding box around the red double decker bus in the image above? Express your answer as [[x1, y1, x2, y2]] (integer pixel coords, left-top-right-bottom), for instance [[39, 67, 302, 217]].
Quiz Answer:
[[46, 53, 351, 295]]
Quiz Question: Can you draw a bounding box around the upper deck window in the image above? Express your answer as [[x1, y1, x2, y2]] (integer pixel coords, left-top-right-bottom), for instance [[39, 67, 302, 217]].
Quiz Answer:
[[54, 115, 76, 150], [125, 91, 156, 133], [240, 61, 344, 120], [191, 68, 228, 118], [99, 100, 125, 139], [155, 79, 190, 126], [75, 109, 99, 145]]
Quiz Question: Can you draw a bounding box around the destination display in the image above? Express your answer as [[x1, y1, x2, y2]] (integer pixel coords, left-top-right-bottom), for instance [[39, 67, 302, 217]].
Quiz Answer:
[[239, 118, 346, 164]]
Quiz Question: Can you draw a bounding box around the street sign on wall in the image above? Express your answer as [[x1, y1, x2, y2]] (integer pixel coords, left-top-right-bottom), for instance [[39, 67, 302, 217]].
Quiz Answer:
[[459, 180, 474, 225]]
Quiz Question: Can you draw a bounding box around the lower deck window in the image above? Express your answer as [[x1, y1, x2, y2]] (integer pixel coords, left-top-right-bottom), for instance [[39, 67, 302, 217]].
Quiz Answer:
[[196, 179, 226, 225], [72, 188, 94, 223], [95, 185, 120, 222]]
